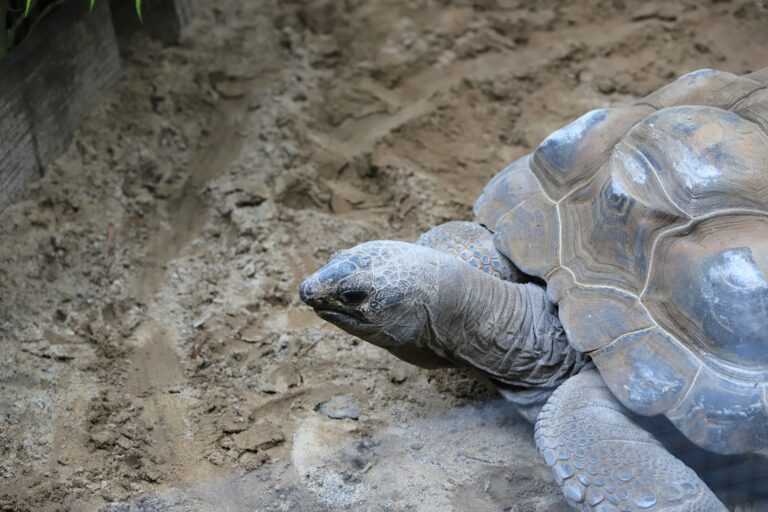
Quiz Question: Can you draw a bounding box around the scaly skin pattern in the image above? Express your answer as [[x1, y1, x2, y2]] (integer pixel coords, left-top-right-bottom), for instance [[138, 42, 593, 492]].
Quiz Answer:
[[416, 221, 519, 281], [535, 370, 726, 512], [300, 240, 591, 393], [433, 271, 590, 390]]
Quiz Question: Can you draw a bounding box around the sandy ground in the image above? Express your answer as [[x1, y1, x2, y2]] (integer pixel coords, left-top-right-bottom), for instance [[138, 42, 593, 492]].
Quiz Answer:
[[2, 1, 768, 511]]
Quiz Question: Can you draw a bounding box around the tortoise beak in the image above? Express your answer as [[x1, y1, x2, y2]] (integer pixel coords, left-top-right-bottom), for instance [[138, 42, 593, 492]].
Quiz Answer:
[[298, 277, 317, 307], [299, 258, 357, 309], [299, 267, 337, 309], [299, 268, 374, 333]]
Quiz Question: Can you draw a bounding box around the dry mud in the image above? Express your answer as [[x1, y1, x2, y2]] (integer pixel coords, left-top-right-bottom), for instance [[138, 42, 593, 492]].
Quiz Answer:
[[1, 1, 768, 511]]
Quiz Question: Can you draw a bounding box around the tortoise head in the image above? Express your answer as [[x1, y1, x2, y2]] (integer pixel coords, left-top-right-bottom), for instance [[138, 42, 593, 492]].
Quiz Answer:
[[299, 241, 452, 368]]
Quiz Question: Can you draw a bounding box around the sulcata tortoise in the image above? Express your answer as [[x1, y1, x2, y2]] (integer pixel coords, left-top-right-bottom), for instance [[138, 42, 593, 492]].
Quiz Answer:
[[299, 67, 768, 511]]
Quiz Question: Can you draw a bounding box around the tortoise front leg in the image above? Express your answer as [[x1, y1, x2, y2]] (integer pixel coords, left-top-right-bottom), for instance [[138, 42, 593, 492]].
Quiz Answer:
[[534, 369, 726, 512]]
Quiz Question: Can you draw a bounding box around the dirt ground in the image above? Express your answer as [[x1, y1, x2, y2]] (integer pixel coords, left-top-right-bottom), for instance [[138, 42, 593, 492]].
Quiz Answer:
[[2, 1, 768, 511]]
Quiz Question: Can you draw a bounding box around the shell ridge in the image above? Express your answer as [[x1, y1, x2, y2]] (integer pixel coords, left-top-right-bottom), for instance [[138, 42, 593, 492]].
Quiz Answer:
[[692, 207, 768, 220], [641, 209, 768, 298], [746, 67, 768, 84], [556, 203, 563, 267], [728, 85, 768, 112], [528, 164, 557, 205], [622, 140, 692, 219], [532, 70, 768, 453], [529, 161, 562, 267], [553, 111, 658, 206], [554, 162, 603, 204], [734, 99, 768, 140], [560, 265, 643, 301], [601, 325, 656, 350], [640, 217, 696, 298], [673, 362, 703, 413], [748, 113, 768, 139], [632, 101, 658, 111], [659, 354, 707, 414]]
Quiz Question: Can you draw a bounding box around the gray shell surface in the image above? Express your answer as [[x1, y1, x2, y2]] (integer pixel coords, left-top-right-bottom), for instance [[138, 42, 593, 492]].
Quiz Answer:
[[474, 68, 768, 455]]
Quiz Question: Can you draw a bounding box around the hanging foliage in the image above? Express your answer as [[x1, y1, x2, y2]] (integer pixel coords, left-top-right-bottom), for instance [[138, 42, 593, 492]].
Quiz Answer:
[[1, 0, 142, 58]]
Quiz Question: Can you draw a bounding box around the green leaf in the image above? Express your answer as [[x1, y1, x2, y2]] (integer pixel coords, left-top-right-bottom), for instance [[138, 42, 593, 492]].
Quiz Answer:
[[89, 0, 95, 13], [135, 0, 143, 23], [24, 0, 32, 17]]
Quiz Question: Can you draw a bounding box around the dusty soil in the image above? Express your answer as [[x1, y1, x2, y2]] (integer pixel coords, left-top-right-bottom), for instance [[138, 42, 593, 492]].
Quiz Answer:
[[1, 1, 768, 511]]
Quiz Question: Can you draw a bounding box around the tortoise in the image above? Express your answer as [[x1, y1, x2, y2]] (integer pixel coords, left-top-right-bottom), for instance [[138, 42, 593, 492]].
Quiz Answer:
[[299, 67, 768, 511]]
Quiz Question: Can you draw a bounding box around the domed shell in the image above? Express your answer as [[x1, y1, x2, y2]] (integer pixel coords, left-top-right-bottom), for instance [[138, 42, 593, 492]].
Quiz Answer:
[[474, 69, 768, 455]]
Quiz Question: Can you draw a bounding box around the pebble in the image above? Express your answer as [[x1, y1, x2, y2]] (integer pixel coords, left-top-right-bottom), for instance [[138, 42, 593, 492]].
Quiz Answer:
[[316, 395, 360, 420]]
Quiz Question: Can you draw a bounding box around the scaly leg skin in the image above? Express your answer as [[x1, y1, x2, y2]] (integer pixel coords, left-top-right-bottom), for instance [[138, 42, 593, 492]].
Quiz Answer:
[[416, 221, 519, 281], [534, 369, 726, 512]]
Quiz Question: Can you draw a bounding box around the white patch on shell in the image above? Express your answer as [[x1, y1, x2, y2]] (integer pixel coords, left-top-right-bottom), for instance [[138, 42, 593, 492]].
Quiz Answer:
[[712, 250, 768, 290], [622, 152, 648, 185], [674, 146, 721, 190], [539, 110, 608, 148], [610, 178, 627, 197]]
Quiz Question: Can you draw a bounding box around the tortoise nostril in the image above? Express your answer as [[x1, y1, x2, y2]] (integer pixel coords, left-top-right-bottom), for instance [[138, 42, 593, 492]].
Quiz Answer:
[[338, 289, 368, 306], [299, 279, 315, 305]]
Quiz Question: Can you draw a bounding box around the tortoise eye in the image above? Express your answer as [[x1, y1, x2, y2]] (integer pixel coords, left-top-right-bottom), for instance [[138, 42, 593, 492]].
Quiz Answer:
[[338, 289, 368, 305]]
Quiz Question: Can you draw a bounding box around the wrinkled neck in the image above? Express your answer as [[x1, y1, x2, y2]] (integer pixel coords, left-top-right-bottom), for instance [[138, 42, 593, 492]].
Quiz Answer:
[[427, 260, 591, 389]]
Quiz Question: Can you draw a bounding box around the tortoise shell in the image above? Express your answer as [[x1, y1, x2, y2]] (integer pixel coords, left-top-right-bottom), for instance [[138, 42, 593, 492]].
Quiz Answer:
[[474, 68, 768, 455]]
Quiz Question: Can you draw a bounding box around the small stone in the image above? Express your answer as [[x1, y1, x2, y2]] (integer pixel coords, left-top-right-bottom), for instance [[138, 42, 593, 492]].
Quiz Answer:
[[240, 451, 269, 470], [232, 422, 285, 454], [207, 450, 227, 466], [219, 415, 248, 434], [630, 3, 680, 21], [90, 430, 115, 449], [141, 467, 161, 483], [260, 362, 300, 394], [316, 395, 360, 420], [597, 78, 616, 95], [192, 314, 210, 329], [390, 366, 409, 384], [239, 324, 263, 344]]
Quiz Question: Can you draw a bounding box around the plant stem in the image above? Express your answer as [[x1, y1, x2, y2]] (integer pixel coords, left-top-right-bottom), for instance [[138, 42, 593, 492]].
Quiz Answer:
[[24, 0, 62, 40]]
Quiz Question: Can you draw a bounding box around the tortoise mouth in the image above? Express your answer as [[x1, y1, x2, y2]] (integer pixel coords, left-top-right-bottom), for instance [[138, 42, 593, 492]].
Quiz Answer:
[[315, 309, 377, 335], [316, 309, 366, 323]]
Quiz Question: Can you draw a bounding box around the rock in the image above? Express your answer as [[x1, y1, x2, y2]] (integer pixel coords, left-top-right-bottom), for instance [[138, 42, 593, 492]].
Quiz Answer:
[[390, 365, 409, 384], [209, 72, 249, 100], [297, 0, 338, 34], [141, 467, 161, 483], [232, 422, 285, 454], [218, 415, 248, 434], [238, 324, 262, 344], [630, 3, 683, 22], [207, 451, 227, 466], [239, 451, 269, 470], [316, 395, 360, 420], [260, 362, 300, 394], [90, 430, 116, 449]]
